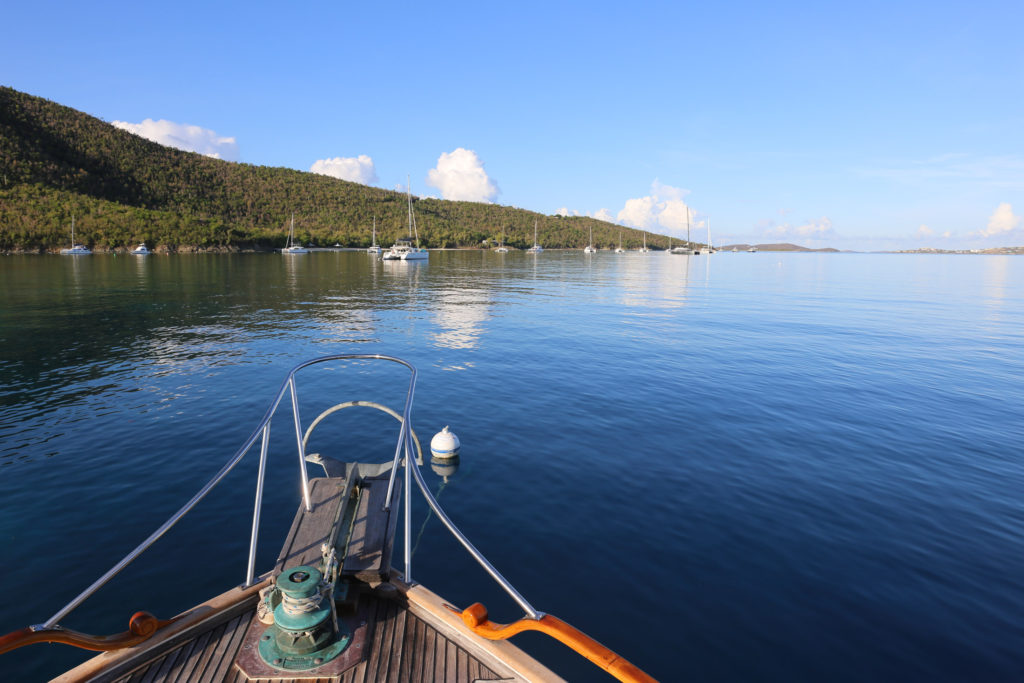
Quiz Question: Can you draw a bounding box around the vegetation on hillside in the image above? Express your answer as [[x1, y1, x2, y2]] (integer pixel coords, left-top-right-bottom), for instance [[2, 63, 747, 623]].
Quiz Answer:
[[0, 87, 691, 252]]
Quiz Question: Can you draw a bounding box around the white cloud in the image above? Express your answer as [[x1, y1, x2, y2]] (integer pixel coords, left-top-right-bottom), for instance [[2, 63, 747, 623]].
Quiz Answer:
[[650, 179, 689, 202], [764, 216, 835, 239], [310, 155, 377, 184], [617, 196, 658, 227], [616, 181, 694, 234], [112, 118, 238, 161], [556, 207, 588, 216], [980, 203, 1020, 237], [426, 148, 499, 202], [592, 208, 615, 222], [916, 224, 934, 239]]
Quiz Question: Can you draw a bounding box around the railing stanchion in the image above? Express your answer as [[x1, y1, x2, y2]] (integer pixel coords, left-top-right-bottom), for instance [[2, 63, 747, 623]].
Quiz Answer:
[[383, 424, 406, 511], [289, 377, 311, 512], [245, 423, 271, 587], [404, 424, 413, 583], [384, 366, 417, 511]]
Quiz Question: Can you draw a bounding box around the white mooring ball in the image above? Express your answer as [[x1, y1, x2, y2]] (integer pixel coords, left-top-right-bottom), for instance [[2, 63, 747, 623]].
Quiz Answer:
[[430, 425, 461, 459]]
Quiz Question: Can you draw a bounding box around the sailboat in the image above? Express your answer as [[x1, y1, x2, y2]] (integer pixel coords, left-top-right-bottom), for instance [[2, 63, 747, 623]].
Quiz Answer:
[[615, 230, 625, 253], [366, 216, 381, 254], [281, 214, 309, 254], [583, 226, 597, 253], [60, 216, 91, 255], [637, 231, 649, 253], [494, 226, 509, 253], [670, 208, 695, 254], [383, 179, 429, 261], [526, 219, 543, 253]]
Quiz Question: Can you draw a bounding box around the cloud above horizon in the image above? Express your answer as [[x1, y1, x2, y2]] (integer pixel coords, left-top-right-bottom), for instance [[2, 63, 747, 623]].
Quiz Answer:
[[310, 155, 378, 185], [427, 148, 499, 202], [979, 202, 1020, 238], [768, 216, 835, 238], [615, 181, 694, 234], [112, 118, 238, 160], [757, 215, 836, 242]]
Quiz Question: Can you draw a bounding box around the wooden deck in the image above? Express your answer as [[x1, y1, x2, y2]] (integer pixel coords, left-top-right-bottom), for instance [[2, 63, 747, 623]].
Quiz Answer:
[[106, 593, 515, 683], [59, 473, 560, 682]]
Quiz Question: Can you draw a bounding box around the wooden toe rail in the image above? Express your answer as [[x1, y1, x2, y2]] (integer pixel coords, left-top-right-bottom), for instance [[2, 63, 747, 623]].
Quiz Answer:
[[448, 602, 658, 683], [0, 612, 175, 654]]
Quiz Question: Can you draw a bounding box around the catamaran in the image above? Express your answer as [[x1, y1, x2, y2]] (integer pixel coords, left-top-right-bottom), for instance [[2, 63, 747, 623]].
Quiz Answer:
[[0, 355, 656, 683], [494, 226, 509, 253], [59, 215, 91, 255], [281, 214, 309, 254], [526, 219, 543, 253], [638, 232, 649, 253], [615, 230, 625, 253], [583, 226, 597, 253]]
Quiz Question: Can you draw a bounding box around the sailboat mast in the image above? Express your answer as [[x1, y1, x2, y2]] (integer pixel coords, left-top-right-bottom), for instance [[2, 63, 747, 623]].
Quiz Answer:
[[686, 207, 691, 247], [406, 175, 421, 248], [707, 217, 711, 251]]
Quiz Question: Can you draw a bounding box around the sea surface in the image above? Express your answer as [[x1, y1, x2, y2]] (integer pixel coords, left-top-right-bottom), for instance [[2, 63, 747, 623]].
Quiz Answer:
[[1, 250, 1022, 682]]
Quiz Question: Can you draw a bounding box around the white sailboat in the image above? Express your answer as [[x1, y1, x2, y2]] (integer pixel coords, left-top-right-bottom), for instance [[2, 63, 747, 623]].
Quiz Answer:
[[638, 231, 649, 253], [60, 216, 91, 255], [583, 226, 597, 253], [383, 178, 428, 261], [281, 214, 309, 254], [131, 243, 150, 255], [670, 208, 695, 254], [615, 230, 625, 253], [494, 226, 508, 253], [366, 216, 381, 254], [526, 219, 543, 253]]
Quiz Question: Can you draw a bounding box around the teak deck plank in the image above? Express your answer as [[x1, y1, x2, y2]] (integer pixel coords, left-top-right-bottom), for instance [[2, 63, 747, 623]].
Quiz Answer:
[[342, 474, 401, 581], [105, 590, 520, 682], [275, 477, 352, 574]]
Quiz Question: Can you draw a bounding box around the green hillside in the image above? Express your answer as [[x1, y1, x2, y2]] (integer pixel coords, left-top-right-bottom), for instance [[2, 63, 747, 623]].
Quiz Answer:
[[0, 87, 685, 253]]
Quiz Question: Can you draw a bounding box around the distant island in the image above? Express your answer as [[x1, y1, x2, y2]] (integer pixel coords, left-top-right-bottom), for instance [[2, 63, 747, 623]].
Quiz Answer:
[[718, 243, 841, 253], [891, 247, 1024, 255]]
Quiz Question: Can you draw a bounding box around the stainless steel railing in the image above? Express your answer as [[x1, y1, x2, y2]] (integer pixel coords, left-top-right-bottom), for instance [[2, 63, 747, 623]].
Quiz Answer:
[[40, 354, 539, 631]]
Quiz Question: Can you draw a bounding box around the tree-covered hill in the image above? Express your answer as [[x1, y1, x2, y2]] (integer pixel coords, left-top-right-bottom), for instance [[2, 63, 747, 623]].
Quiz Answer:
[[0, 87, 688, 252]]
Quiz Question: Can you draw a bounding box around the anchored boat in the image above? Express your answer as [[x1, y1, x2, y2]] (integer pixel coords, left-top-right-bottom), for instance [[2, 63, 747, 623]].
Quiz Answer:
[[383, 180, 428, 261], [282, 214, 309, 254], [0, 355, 654, 682], [60, 215, 91, 255]]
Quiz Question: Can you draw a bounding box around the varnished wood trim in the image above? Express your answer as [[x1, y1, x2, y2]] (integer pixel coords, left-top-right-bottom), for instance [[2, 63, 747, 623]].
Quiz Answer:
[[52, 577, 269, 683], [390, 577, 565, 683]]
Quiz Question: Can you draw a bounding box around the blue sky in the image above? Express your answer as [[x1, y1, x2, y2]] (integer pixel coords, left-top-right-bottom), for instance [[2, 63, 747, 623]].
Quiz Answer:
[[4, 0, 1022, 250]]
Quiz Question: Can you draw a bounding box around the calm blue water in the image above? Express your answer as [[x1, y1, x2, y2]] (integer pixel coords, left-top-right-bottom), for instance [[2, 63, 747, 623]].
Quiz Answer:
[[1, 251, 1022, 681]]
